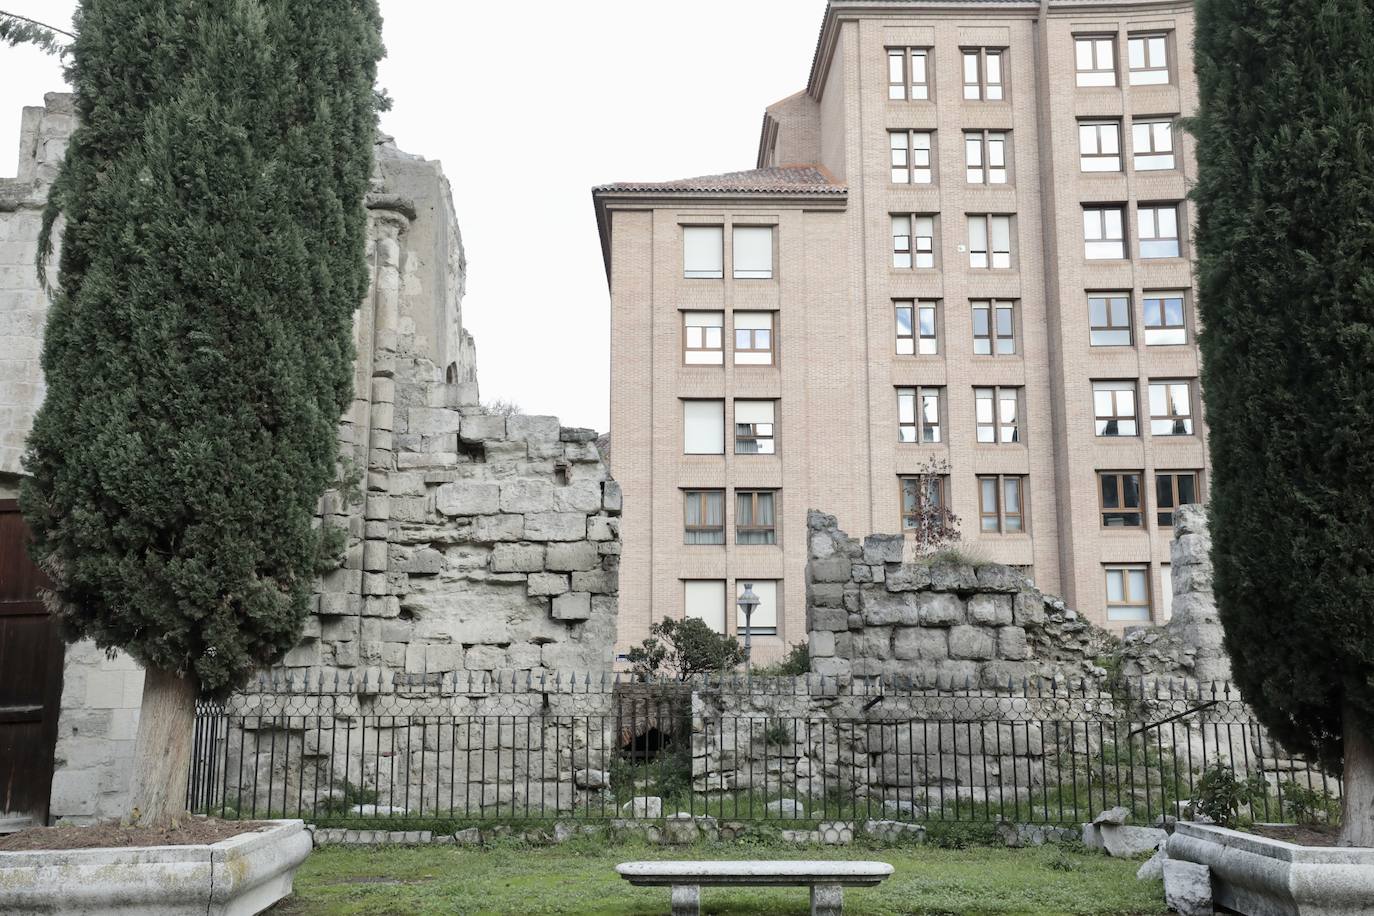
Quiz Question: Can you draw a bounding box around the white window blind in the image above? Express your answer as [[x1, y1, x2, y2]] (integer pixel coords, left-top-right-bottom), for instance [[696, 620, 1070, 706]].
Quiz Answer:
[[683, 400, 725, 454], [683, 226, 723, 278], [732, 226, 773, 279], [736, 580, 778, 633], [734, 400, 774, 424], [685, 580, 726, 633]]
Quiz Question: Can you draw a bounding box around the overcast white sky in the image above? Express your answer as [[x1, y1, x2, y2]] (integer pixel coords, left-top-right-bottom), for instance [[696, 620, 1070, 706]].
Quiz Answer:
[[0, 1, 826, 431]]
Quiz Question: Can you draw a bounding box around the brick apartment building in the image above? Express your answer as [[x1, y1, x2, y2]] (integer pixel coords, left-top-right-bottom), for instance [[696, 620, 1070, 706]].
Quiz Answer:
[[592, 0, 1205, 659]]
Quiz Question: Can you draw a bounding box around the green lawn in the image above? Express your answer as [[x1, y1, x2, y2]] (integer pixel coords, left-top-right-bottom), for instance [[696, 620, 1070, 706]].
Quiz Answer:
[[275, 837, 1167, 915]]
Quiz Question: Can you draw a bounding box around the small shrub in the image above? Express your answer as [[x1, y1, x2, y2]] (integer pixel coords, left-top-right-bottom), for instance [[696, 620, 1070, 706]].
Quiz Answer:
[[1279, 780, 1341, 826], [762, 719, 793, 747], [1189, 761, 1269, 826], [625, 617, 745, 679], [754, 642, 809, 677]]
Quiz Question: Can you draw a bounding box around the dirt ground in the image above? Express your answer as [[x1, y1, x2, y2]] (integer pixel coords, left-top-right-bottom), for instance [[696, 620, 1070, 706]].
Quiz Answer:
[[1247, 823, 1341, 846], [0, 817, 272, 851]]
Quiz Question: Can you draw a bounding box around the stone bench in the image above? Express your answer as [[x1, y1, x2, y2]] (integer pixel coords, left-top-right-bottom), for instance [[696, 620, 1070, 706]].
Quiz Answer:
[[616, 859, 894, 915]]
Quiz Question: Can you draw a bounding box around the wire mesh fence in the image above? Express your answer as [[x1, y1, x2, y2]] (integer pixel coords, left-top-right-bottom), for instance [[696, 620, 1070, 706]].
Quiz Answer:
[[186, 670, 1340, 828]]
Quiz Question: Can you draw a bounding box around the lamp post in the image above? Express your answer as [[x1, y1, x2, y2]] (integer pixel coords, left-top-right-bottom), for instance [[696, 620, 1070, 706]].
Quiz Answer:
[[737, 583, 760, 676]]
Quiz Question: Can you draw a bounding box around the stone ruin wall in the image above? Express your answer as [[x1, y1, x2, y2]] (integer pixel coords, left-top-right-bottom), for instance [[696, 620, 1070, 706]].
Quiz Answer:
[[0, 95, 621, 822]]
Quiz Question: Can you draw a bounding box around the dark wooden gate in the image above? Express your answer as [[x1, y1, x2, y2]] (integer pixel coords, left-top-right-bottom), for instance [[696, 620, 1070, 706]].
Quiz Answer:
[[0, 499, 64, 828]]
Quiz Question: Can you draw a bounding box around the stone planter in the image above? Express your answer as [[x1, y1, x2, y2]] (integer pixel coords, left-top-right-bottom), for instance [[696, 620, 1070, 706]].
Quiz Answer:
[[0, 819, 312, 916], [1167, 821, 1374, 916]]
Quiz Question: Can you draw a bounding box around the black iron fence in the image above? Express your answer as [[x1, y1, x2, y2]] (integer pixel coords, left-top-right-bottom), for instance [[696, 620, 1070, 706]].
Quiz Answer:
[[186, 670, 1341, 829]]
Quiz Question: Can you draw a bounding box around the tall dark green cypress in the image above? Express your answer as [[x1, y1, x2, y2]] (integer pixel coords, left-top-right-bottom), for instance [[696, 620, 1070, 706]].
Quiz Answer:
[[20, 0, 383, 821], [1192, 0, 1374, 843]]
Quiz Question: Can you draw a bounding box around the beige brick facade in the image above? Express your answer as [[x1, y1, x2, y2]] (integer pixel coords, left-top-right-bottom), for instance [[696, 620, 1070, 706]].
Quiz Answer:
[[597, 0, 1204, 657]]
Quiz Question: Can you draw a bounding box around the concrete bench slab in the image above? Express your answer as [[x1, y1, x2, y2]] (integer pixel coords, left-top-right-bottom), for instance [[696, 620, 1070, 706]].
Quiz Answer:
[[617, 860, 893, 915]]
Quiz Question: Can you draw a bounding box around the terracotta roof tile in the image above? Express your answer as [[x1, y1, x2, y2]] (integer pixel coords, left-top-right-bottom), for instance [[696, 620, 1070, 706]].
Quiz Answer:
[[594, 165, 845, 196]]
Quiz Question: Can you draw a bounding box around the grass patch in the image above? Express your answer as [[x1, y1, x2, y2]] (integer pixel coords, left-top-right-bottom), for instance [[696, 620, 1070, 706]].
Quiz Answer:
[[275, 837, 1167, 915]]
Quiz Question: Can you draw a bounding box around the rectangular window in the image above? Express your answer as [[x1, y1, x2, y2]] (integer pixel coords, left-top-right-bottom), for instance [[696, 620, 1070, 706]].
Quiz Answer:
[[684, 490, 726, 545], [733, 312, 774, 365], [1089, 293, 1132, 346], [1143, 292, 1187, 345], [971, 300, 1016, 355], [896, 300, 938, 355], [1128, 33, 1169, 85], [1099, 471, 1144, 527], [683, 399, 725, 454], [684, 579, 726, 632], [974, 387, 1021, 444], [979, 475, 1026, 532], [736, 580, 779, 635], [897, 386, 943, 443], [1106, 566, 1151, 621], [1139, 204, 1181, 258], [734, 400, 776, 455], [1075, 35, 1117, 87], [968, 215, 1011, 268], [736, 490, 777, 545], [1079, 120, 1122, 172], [890, 130, 933, 184], [901, 475, 947, 531], [1149, 380, 1194, 435], [888, 47, 930, 100], [891, 214, 936, 269], [1156, 471, 1200, 528], [1132, 119, 1175, 170], [683, 226, 723, 278], [1160, 564, 1173, 620], [1084, 206, 1126, 259], [963, 48, 1004, 100], [1093, 381, 1138, 437], [732, 226, 774, 279], [965, 130, 1008, 184], [683, 311, 724, 365]]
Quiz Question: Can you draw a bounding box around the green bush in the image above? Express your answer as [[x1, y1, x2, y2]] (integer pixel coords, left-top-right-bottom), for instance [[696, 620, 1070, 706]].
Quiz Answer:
[[755, 642, 809, 676], [625, 617, 745, 679], [1189, 761, 1269, 826]]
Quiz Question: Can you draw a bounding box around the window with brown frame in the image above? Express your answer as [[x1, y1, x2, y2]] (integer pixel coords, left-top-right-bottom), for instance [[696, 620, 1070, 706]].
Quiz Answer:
[[1156, 471, 1200, 529], [971, 299, 1016, 354], [892, 214, 936, 269], [736, 490, 778, 546], [968, 214, 1012, 268], [1149, 380, 1194, 435], [1099, 471, 1144, 527], [1089, 293, 1132, 346], [888, 47, 931, 100], [900, 475, 948, 531], [733, 312, 774, 365], [896, 300, 939, 355], [1093, 380, 1138, 436], [683, 490, 725, 545], [890, 130, 934, 184], [683, 311, 724, 365], [1128, 33, 1170, 85], [1079, 120, 1122, 172], [1143, 292, 1187, 345], [734, 400, 776, 455], [974, 387, 1021, 443], [1075, 34, 1117, 87], [978, 475, 1026, 533], [964, 130, 1008, 184], [897, 386, 943, 443], [1132, 119, 1175, 170], [963, 48, 1004, 100], [1105, 565, 1151, 621], [1139, 203, 1181, 258], [1084, 205, 1126, 259]]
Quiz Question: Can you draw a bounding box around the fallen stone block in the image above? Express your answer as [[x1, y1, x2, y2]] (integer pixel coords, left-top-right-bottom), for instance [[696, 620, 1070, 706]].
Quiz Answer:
[[1101, 825, 1167, 857], [1162, 860, 1213, 916]]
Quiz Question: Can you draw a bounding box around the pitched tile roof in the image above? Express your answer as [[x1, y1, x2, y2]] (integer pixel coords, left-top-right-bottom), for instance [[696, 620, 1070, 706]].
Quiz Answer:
[[594, 165, 845, 196]]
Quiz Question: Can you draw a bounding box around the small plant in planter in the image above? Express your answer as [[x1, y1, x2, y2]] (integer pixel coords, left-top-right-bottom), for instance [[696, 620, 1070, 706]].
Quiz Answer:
[[1186, 761, 1269, 827]]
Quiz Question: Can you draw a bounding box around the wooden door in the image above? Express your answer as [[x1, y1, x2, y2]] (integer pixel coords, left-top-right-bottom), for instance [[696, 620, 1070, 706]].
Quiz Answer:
[[0, 499, 64, 828]]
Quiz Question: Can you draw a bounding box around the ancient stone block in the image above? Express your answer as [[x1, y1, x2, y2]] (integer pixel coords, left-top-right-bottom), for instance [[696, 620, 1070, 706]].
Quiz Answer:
[[500, 479, 553, 513], [809, 607, 848, 631], [507, 415, 561, 446], [948, 625, 995, 660], [435, 481, 499, 516], [855, 628, 892, 658], [523, 512, 588, 542], [424, 644, 463, 672], [401, 547, 444, 575], [586, 516, 616, 541], [552, 481, 603, 513], [893, 627, 948, 661], [885, 564, 931, 592], [602, 480, 622, 513], [552, 592, 592, 621], [527, 573, 570, 597], [997, 626, 1029, 660], [459, 415, 505, 443], [545, 541, 598, 571], [916, 592, 964, 626], [862, 590, 918, 626], [571, 568, 616, 594], [809, 630, 835, 658], [407, 406, 463, 436], [862, 534, 904, 565], [929, 563, 977, 592], [967, 594, 1013, 626], [471, 514, 525, 542], [809, 532, 836, 559], [809, 583, 844, 608], [975, 565, 1025, 592], [319, 594, 362, 617], [1012, 590, 1046, 629], [810, 556, 852, 583], [490, 543, 545, 573]]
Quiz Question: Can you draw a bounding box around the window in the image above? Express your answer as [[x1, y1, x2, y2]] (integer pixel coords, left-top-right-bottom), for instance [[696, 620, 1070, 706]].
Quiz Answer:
[[979, 475, 1025, 532], [684, 490, 726, 545], [733, 226, 774, 279], [1083, 206, 1126, 259], [896, 300, 938, 355], [1132, 119, 1175, 170], [684, 580, 726, 632], [968, 215, 1011, 268], [892, 214, 935, 268], [1156, 471, 1199, 528], [734, 400, 776, 455], [1075, 35, 1117, 87], [1160, 564, 1173, 620], [1099, 471, 1144, 527], [897, 387, 942, 443], [736, 491, 777, 545], [1149, 380, 1194, 435], [963, 48, 1004, 100], [974, 387, 1020, 444], [736, 580, 778, 635], [1079, 121, 1122, 172], [1128, 33, 1169, 85], [734, 312, 774, 365], [1106, 566, 1151, 621], [683, 400, 725, 454], [900, 475, 947, 531], [1089, 293, 1132, 346], [683, 311, 724, 364], [1139, 204, 1181, 258], [683, 226, 723, 278], [890, 130, 933, 184], [1093, 381, 1138, 436], [888, 47, 930, 100], [1143, 292, 1186, 345], [971, 300, 1016, 355], [965, 131, 1008, 184]]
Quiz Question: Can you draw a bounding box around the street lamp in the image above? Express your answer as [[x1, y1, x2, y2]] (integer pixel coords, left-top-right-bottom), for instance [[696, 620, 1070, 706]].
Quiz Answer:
[[737, 583, 760, 676]]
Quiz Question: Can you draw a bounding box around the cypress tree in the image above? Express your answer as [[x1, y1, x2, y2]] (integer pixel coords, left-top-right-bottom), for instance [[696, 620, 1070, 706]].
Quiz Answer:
[[20, 0, 384, 823], [1192, 0, 1374, 844]]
